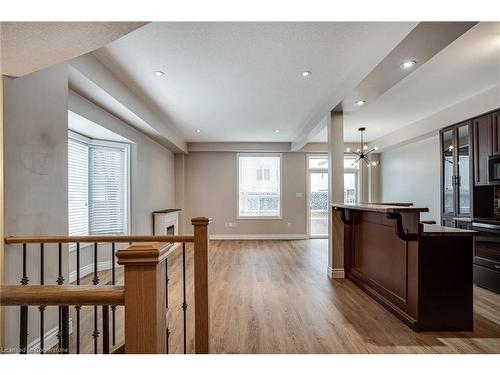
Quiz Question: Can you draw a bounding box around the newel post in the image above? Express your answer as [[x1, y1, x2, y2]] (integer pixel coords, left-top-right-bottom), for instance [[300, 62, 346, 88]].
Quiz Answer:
[[116, 243, 169, 354], [192, 217, 211, 354]]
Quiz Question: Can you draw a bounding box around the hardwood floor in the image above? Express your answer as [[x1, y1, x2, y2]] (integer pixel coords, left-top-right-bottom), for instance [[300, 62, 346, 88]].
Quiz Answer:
[[67, 239, 500, 354]]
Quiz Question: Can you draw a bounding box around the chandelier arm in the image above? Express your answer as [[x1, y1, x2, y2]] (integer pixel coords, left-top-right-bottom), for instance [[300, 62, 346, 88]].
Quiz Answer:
[[365, 148, 376, 155]]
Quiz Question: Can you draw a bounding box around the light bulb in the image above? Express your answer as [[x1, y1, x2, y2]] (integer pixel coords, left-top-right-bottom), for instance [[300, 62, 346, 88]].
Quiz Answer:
[[346, 148, 351, 152], [372, 161, 377, 166], [374, 146, 378, 151], [400, 60, 417, 70], [356, 149, 361, 153], [363, 145, 368, 150]]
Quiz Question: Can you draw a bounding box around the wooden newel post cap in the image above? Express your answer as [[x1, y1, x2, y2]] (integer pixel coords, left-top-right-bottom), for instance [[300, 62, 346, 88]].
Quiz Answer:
[[191, 217, 212, 226], [116, 243, 170, 266]]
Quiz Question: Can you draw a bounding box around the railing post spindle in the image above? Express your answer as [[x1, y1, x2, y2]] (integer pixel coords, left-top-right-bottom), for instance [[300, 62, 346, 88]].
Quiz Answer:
[[182, 242, 188, 354], [102, 305, 110, 354], [19, 243, 29, 354], [111, 242, 116, 346], [60, 306, 70, 354], [75, 242, 81, 354], [92, 242, 100, 354], [56, 242, 64, 352], [39, 243, 45, 354]]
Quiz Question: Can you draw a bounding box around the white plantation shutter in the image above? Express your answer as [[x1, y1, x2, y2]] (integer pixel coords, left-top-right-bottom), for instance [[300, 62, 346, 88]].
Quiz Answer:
[[89, 144, 127, 235], [68, 138, 89, 237]]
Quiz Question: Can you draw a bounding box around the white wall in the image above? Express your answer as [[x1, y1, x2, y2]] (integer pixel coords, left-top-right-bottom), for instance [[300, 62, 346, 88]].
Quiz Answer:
[[3, 64, 69, 349], [379, 135, 440, 222], [182, 152, 307, 238]]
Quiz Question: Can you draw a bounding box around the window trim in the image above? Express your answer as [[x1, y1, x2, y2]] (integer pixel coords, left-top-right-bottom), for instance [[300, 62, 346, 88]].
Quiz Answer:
[[68, 131, 131, 248], [236, 152, 283, 220]]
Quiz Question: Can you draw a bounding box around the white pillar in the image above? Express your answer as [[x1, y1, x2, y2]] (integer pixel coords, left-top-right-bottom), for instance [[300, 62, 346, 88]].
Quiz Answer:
[[327, 111, 345, 278]]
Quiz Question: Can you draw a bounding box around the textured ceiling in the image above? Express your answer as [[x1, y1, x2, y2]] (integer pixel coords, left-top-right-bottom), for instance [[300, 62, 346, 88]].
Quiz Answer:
[[1, 22, 146, 76], [94, 22, 416, 142]]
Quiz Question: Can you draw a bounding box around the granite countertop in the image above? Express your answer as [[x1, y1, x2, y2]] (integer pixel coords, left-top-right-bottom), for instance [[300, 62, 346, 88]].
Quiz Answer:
[[421, 224, 477, 237], [331, 202, 429, 213]]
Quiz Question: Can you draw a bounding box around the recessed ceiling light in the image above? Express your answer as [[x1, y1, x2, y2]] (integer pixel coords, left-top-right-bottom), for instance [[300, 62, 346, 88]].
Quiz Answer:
[[356, 100, 366, 106], [400, 60, 417, 70], [274, 129, 280, 133], [195, 129, 201, 134], [301, 71, 312, 77], [154, 70, 165, 77]]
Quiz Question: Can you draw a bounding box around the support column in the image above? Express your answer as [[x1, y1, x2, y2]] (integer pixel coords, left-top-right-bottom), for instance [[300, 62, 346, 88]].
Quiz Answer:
[[327, 111, 345, 279]]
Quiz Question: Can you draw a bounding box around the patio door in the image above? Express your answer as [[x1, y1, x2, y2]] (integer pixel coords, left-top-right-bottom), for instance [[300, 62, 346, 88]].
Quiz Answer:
[[307, 155, 329, 238]]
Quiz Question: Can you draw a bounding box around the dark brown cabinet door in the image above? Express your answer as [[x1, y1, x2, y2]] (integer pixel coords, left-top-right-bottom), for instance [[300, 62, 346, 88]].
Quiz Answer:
[[457, 123, 471, 215], [493, 111, 500, 155], [442, 129, 455, 215], [473, 114, 493, 186]]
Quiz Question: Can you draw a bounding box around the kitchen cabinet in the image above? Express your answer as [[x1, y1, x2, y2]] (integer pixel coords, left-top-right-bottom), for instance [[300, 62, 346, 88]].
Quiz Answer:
[[473, 113, 493, 186], [493, 110, 500, 155], [440, 121, 472, 225]]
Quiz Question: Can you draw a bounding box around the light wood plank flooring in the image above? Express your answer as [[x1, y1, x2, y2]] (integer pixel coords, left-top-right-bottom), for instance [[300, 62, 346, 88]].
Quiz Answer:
[[68, 239, 500, 354]]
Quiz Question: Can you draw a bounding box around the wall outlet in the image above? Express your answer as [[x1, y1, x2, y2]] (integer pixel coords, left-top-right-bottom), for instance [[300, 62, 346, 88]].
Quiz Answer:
[[287, 222, 292, 228], [225, 222, 228, 227], [296, 192, 303, 198]]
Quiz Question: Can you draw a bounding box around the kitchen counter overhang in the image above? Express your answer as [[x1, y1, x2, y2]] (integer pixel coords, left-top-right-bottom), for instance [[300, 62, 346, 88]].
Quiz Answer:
[[331, 202, 475, 332]]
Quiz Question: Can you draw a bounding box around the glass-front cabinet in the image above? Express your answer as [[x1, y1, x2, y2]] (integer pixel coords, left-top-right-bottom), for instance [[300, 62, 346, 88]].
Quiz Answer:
[[440, 121, 472, 226]]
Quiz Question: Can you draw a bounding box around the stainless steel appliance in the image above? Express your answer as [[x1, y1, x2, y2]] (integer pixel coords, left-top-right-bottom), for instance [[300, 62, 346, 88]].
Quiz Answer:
[[488, 154, 500, 185], [472, 218, 500, 293]]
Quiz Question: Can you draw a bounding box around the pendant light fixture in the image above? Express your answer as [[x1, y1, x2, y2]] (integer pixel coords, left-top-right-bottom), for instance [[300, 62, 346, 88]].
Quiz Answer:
[[347, 127, 378, 167]]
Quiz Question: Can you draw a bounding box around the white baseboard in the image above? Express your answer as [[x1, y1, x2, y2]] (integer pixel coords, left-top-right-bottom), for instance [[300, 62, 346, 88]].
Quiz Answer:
[[28, 319, 73, 354], [210, 234, 309, 240], [328, 267, 345, 279], [69, 260, 121, 283]]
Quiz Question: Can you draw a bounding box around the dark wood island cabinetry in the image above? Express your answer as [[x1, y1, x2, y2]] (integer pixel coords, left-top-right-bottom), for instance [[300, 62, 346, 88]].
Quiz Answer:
[[332, 203, 475, 332]]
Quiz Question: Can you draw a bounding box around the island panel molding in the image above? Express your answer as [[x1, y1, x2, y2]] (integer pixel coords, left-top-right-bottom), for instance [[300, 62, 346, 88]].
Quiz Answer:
[[331, 203, 475, 332]]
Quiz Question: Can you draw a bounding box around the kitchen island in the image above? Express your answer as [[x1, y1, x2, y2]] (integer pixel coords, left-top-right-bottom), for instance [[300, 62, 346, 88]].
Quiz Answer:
[[332, 202, 475, 332]]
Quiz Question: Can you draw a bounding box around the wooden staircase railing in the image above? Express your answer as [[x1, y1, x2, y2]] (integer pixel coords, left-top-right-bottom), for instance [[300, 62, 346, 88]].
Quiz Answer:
[[1, 217, 211, 354]]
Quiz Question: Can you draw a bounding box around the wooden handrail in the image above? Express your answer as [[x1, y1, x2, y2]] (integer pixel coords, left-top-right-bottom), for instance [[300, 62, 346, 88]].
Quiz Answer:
[[0, 285, 125, 306], [3, 216, 211, 354], [4, 235, 194, 244]]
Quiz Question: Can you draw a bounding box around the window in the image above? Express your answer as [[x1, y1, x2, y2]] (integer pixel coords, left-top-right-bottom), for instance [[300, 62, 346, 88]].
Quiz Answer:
[[344, 155, 359, 203], [238, 154, 281, 218], [68, 132, 130, 239], [308, 155, 329, 170]]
